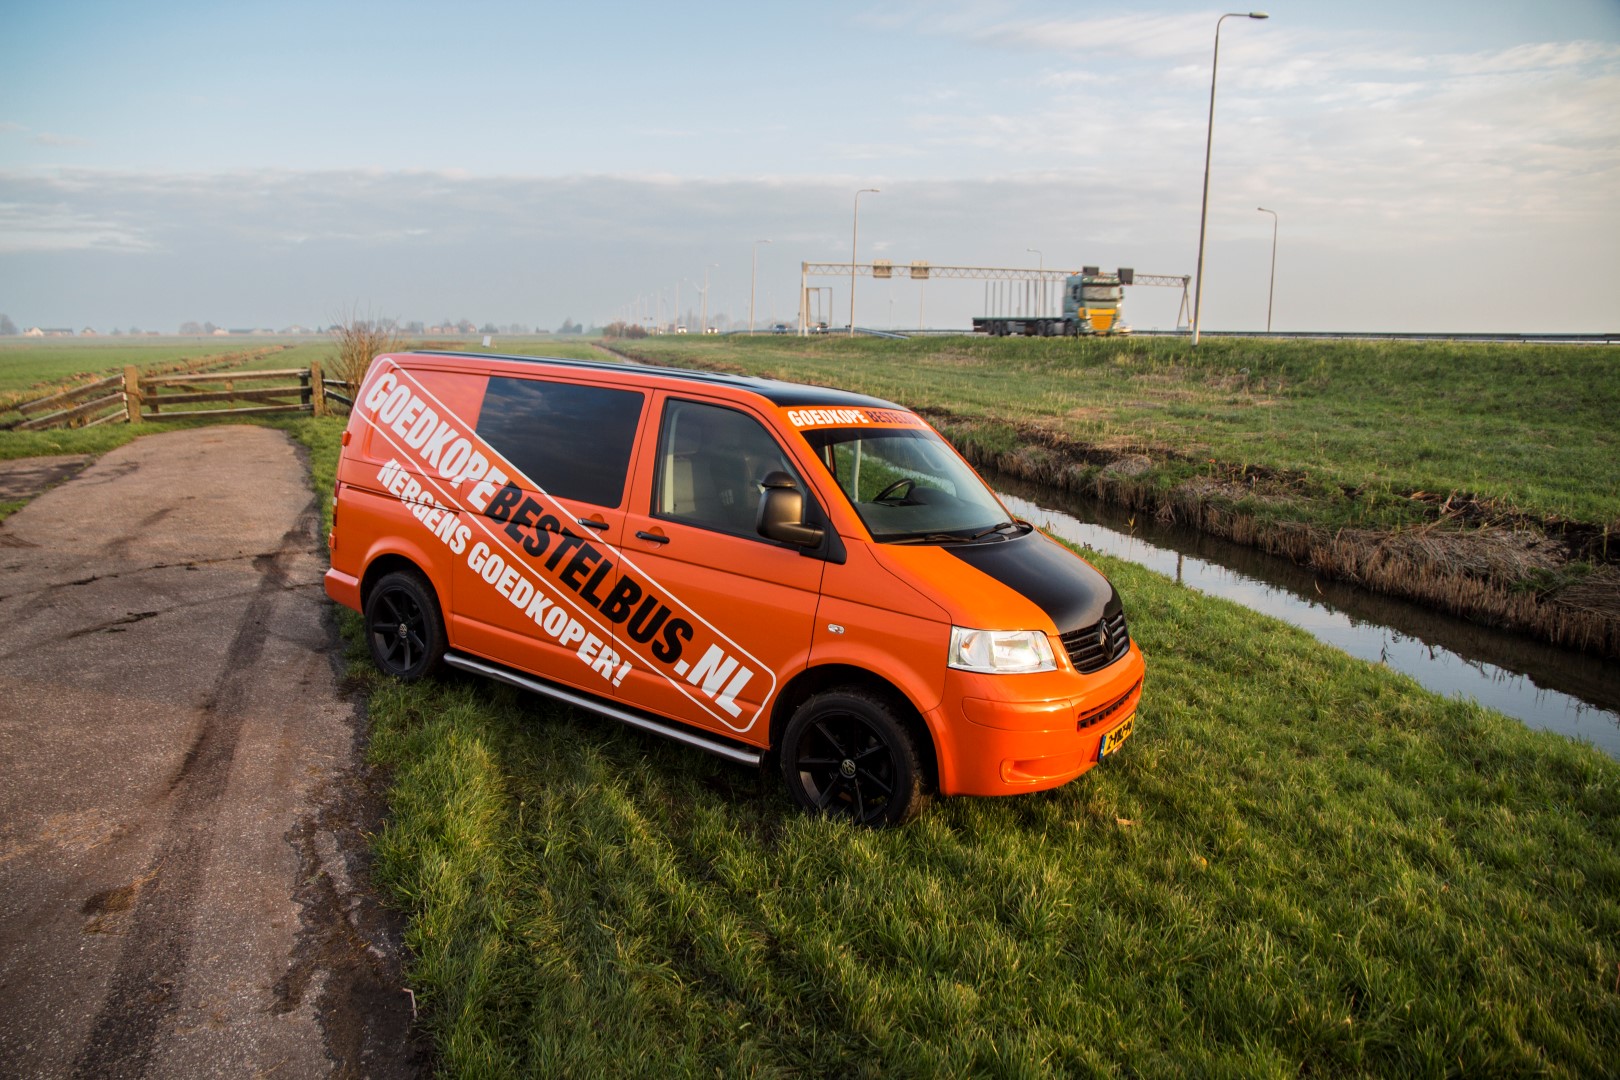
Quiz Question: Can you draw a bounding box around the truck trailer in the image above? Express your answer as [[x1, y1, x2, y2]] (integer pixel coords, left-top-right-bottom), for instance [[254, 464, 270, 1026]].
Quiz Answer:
[[973, 267, 1134, 337]]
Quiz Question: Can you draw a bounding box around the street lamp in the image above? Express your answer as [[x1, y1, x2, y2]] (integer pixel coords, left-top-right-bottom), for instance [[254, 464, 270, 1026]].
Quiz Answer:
[[1191, 11, 1269, 346], [850, 188, 879, 336], [1257, 207, 1278, 333], [748, 239, 771, 333]]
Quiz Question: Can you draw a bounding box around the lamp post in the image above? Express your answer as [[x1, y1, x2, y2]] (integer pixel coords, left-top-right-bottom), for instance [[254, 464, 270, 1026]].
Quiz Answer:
[[1191, 11, 1269, 346], [1257, 207, 1277, 333], [1027, 247, 1043, 317], [748, 239, 771, 333], [850, 188, 879, 336]]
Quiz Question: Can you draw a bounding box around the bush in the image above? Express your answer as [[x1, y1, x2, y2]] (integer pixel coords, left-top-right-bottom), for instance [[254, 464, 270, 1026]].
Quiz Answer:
[[329, 312, 404, 395]]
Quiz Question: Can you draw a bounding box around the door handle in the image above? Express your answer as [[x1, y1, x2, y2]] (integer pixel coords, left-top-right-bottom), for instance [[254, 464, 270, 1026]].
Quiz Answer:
[[577, 518, 609, 531], [634, 530, 670, 545]]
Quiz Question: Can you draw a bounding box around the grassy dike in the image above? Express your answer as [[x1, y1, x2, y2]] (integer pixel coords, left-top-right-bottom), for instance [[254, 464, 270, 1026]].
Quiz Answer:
[[285, 411, 1620, 1076], [610, 335, 1620, 658], [5, 342, 1616, 1072]]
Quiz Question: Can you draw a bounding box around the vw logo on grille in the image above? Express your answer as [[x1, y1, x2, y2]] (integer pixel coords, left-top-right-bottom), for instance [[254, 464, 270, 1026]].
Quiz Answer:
[[1096, 626, 1111, 653]]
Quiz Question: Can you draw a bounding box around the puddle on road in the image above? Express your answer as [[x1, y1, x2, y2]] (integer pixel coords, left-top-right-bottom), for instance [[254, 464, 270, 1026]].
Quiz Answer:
[[992, 474, 1620, 760]]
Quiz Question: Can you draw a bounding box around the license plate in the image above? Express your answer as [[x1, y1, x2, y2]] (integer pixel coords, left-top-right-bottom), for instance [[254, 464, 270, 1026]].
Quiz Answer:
[[1098, 714, 1135, 759]]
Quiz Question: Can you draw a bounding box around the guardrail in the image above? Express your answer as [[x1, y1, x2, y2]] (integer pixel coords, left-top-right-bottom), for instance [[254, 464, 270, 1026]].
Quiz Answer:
[[5, 363, 345, 431]]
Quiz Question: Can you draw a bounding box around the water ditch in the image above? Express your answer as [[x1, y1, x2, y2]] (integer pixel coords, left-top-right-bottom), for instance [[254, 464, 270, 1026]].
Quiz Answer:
[[990, 473, 1620, 760]]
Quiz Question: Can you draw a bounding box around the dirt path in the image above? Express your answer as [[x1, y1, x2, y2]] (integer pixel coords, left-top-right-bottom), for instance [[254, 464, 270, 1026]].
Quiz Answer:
[[0, 428, 421, 1078]]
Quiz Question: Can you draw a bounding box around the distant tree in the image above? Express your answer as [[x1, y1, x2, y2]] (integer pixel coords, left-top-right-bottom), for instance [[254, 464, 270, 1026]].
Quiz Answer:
[[129, 327, 142, 336], [455, 319, 476, 334], [110, 327, 124, 336], [479, 322, 498, 334], [404, 320, 425, 334], [556, 317, 583, 335], [202, 321, 218, 334], [179, 321, 203, 335], [603, 320, 647, 340], [0, 314, 17, 335]]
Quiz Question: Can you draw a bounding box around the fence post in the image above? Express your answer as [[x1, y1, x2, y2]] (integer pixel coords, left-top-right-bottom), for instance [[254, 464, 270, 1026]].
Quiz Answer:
[[123, 366, 142, 423], [309, 362, 327, 417]]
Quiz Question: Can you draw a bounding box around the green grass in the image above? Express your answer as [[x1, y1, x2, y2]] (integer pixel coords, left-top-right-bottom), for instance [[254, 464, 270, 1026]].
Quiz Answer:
[[0, 337, 301, 399], [609, 335, 1620, 529], [346, 552, 1620, 1078], [287, 420, 1620, 1077], [3, 351, 1613, 1073]]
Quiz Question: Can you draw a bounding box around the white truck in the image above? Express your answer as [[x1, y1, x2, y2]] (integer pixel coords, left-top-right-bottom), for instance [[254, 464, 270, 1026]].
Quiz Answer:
[[973, 267, 1134, 337]]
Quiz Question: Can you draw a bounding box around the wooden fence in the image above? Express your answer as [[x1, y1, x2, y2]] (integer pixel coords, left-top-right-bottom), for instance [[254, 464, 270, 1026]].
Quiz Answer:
[[6, 364, 351, 431]]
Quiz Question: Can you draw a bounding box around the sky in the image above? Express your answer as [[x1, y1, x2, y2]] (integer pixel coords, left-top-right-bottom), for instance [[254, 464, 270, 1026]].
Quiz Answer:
[[2, 0, 1617, 334]]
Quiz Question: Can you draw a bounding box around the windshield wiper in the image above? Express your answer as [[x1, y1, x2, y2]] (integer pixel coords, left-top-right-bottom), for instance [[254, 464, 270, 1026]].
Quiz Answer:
[[884, 521, 1025, 545], [965, 520, 1025, 541]]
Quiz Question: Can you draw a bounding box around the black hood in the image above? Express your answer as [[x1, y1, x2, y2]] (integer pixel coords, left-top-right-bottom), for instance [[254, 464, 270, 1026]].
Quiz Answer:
[[947, 530, 1118, 635]]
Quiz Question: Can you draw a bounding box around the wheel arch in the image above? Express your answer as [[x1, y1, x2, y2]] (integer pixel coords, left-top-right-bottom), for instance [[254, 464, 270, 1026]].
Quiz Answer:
[[768, 663, 940, 792], [359, 550, 441, 613]]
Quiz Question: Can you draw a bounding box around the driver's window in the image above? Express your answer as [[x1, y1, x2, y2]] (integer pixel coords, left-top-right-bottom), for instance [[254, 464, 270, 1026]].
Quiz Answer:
[[655, 399, 797, 537]]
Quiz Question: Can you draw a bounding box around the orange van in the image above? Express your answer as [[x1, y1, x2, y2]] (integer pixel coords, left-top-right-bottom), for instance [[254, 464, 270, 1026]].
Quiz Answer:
[[325, 351, 1144, 825]]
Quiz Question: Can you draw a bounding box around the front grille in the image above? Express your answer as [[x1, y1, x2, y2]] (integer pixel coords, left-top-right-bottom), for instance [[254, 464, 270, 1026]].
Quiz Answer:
[[1061, 609, 1130, 674], [1078, 679, 1142, 731]]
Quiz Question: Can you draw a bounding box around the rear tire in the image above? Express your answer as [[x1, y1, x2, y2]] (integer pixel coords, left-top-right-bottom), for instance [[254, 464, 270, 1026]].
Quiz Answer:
[[780, 690, 926, 827], [364, 570, 446, 681]]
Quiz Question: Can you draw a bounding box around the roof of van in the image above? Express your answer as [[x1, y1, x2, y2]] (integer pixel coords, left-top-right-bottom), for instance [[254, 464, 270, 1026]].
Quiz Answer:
[[401, 350, 907, 411]]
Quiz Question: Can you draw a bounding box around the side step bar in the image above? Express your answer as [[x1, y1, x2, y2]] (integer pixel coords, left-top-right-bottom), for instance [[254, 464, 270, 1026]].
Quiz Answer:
[[444, 652, 764, 767]]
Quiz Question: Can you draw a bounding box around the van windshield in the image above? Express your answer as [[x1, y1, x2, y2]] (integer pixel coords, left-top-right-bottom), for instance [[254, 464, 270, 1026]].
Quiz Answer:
[[802, 427, 1020, 542]]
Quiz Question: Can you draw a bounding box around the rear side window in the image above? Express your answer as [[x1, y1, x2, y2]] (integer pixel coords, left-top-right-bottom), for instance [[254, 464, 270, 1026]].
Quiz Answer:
[[476, 376, 644, 507]]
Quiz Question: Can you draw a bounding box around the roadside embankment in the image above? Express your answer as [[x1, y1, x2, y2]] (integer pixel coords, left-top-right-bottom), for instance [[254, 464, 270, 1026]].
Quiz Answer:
[[604, 334, 1620, 660], [934, 413, 1620, 659]]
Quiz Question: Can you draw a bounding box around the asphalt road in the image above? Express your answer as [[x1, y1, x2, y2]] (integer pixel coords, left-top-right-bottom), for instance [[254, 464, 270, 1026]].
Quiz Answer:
[[0, 427, 421, 1078]]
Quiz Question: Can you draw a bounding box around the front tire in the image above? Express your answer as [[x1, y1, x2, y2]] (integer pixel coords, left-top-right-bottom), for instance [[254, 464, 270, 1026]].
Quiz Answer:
[[780, 690, 926, 827], [364, 570, 446, 681]]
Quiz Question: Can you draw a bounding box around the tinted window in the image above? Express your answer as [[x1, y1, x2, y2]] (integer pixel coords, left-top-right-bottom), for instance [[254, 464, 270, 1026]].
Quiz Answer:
[[655, 399, 797, 537], [476, 377, 643, 507]]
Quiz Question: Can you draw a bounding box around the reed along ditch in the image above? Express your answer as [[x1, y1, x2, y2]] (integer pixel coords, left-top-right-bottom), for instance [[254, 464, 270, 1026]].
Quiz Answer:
[[990, 473, 1620, 760]]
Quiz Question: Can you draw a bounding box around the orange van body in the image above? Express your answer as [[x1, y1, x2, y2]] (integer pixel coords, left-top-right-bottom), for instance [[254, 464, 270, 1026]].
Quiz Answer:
[[325, 352, 1145, 823]]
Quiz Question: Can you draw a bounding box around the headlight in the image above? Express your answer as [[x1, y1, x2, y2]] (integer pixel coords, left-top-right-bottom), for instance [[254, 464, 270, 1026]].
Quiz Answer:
[[948, 627, 1056, 674]]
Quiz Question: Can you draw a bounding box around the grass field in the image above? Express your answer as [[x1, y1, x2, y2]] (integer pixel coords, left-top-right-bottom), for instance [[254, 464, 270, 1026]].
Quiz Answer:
[[290, 410, 1620, 1077], [0, 336, 601, 463], [3, 342, 1617, 1073], [608, 335, 1620, 529]]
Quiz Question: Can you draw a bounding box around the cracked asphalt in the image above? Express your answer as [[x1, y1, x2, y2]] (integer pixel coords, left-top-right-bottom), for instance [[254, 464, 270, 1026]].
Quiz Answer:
[[0, 427, 423, 1078]]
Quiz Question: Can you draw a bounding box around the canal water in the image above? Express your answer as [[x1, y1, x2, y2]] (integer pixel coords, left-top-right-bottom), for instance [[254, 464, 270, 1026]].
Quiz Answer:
[[991, 474, 1620, 760]]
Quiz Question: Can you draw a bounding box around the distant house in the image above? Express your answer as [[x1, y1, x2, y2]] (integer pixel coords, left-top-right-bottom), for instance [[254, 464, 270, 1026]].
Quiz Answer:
[[24, 326, 44, 337], [81, 327, 98, 336], [212, 328, 231, 336], [37, 328, 75, 337]]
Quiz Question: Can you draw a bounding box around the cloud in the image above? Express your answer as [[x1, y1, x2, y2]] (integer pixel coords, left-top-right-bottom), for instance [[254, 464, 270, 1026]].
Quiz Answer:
[[31, 132, 92, 147], [0, 200, 154, 253]]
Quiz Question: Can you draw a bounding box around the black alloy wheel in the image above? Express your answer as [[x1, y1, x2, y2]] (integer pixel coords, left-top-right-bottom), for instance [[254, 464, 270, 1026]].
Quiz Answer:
[[364, 570, 446, 681], [781, 690, 925, 827]]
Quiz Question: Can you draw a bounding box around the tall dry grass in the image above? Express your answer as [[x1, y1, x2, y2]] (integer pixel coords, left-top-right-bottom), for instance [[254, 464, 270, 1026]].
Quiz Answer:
[[328, 312, 405, 396]]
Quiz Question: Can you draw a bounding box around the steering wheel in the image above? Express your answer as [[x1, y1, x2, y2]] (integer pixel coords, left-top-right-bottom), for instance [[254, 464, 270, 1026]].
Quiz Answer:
[[873, 477, 915, 503]]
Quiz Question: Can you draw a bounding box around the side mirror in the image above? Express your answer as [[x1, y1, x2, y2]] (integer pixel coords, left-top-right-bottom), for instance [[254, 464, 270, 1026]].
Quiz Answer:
[[756, 471, 823, 547]]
